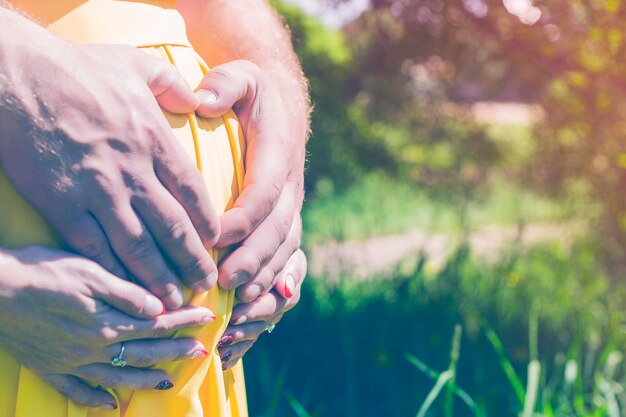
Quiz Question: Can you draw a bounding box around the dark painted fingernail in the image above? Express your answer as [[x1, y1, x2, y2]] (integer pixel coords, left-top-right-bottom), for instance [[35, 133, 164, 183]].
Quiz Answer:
[[221, 351, 232, 363], [155, 380, 174, 390], [218, 335, 234, 346], [230, 272, 251, 289]]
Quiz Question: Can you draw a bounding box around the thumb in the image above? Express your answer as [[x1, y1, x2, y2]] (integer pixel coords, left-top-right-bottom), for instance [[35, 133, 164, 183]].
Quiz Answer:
[[194, 60, 263, 119]]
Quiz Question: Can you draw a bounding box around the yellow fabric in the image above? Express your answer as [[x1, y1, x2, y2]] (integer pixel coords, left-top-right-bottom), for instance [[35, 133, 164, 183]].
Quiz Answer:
[[0, 1, 248, 416]]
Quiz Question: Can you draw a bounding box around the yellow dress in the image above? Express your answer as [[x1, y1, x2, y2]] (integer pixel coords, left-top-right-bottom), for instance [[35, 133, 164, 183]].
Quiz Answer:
[[0, 1, 248, 416]]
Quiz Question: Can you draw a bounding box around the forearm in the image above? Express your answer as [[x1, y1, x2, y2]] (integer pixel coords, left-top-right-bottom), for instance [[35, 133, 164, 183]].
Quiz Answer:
[[178, 0, 310, 138]]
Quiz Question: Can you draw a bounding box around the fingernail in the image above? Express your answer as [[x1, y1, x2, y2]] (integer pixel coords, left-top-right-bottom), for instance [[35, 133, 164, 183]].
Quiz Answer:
[[206, 271, 218, 287], [231, 315, 247, 325], [196, 89, 218, 104], [144, 295, 165, 317], [155, 380, 174, 390], [230, 272, 251, 289], [221, 351, 232, 363], [284, 274, 295, 298], [191, 349, 209, 359], [201, 313, 216, 324], [103, 403, 117, 410], [218, 335, 234, 346], [248, 283, 264, 300]]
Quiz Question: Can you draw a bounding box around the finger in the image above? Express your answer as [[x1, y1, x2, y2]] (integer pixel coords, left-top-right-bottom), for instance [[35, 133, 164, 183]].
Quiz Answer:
[[195, 61, 290, 247], [89, 269, 165, 318], [218, 182, 298, 293], [273, 248, 307, 300], [234, 213, 302, 302], [229, 291, 285, 326], [219, 340, 254, 370], [132, 182, 218, 292], [76, 364, 172, 391], [57, 213, 127, 279], [102, 306, 215, 343], [94, 200, 184, 309], [131, 50, 199, 114], [42, 374, 117, 410], [218, 321, 268, 347], [153, 137, 221, 250], [102, 338, 208, 368]]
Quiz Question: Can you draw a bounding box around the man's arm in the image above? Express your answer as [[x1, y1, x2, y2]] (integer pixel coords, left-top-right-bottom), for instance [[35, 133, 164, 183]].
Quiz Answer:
[[179, 0, 309, 302], [0, 4, 222, 306], [178, 0, 311, 136]]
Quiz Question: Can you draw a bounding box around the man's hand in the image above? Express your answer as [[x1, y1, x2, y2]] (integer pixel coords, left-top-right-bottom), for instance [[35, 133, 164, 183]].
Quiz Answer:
[[0, 246, 215, 409], [0, 9, 220, 309], [195, 60, 304, 301]]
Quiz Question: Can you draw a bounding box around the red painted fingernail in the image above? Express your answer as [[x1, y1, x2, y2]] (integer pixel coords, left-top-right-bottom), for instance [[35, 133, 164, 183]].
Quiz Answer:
[[201, 314, 217, 324], [218, 336, 234, 346], [284, 274, 295, 298], [191, 349, 209, 359]]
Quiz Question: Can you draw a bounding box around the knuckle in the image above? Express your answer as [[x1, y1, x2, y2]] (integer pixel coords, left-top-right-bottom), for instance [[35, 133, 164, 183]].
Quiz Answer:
[[99, 372, 123, 388], [74, 237, 108, 260], [151, 321, 173, 338], [122, 233, 154, 260], [134, 347, 156, 367], [177, 181, 202, 207]]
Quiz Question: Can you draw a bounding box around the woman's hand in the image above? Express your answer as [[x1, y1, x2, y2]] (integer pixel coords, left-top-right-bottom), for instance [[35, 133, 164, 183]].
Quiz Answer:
[[195, 60, 305, 301], [216, 250, 307, 370], [0, 246, 215, 409]]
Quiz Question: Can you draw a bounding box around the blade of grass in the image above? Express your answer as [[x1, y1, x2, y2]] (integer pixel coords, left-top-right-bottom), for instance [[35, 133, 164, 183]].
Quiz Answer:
[[404, 352, 478, 413], [444, 325, 463, 417], [522, 360, 540, 417], [484, 327, 525, 407], [285, 391, 313, 417], [416, 370, 454, 417], [265, 359, 290, 417]]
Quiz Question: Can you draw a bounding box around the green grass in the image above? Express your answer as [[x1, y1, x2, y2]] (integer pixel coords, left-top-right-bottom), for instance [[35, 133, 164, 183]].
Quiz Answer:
[[302, 172, 574, 244], [245, 239, 626, 417]]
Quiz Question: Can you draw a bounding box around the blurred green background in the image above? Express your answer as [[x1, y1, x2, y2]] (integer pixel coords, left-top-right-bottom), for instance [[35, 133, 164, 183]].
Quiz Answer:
[[244, 1, 626, 416]]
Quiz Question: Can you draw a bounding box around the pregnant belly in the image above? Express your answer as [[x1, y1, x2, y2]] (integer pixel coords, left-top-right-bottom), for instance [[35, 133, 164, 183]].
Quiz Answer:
[[0, 2, 247, 417]]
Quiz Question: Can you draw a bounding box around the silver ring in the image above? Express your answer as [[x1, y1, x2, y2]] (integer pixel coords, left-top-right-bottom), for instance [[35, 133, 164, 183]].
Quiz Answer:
[[266, 318, 276, 334], [111, 343, 127, 368]]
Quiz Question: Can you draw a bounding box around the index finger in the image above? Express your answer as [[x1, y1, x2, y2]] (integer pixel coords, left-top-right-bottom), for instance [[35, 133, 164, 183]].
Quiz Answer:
[[217, 135, 288, 247]]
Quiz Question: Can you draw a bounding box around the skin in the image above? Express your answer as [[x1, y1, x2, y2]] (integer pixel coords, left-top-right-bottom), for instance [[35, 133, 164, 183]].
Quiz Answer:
[[180, 0, 310, 354], [0, 0, 310, 408], [0, 8, 221, 310], [0, 246, 216, 409]]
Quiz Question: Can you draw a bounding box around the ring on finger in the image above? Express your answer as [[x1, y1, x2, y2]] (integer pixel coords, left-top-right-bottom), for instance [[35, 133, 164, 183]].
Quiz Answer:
[[110, 343, 127, 368], [266, 317, 277, 334]]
